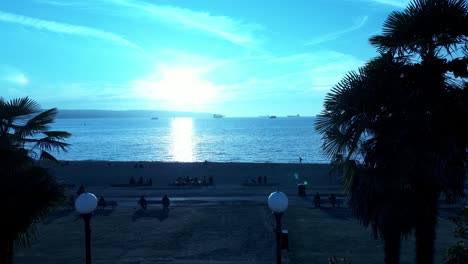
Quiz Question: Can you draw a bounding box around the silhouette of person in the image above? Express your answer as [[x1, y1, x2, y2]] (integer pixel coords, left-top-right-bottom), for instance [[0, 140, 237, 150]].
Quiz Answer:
[[98, 196, 106, 209], [137, 176, 143, 185], [76, 184, 85, 196], [313, 192, 321, 208], [329, 194, 337, 208], [209, 176, 213, 185], [148, 178, 153, 186], [257, 176, 262, 184], [162, 194, 170, 208], [129, 177, 135, 185], [138, 195, 147, 210], [299, 157, 303, 163], [263, 176, 267, 184]]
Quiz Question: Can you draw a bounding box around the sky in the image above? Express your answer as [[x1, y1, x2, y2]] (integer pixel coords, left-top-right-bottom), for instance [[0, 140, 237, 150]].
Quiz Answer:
[[0, 0, 410, 117]]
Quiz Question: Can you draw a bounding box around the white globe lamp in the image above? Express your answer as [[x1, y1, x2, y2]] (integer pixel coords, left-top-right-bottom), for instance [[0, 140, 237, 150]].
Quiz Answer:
[[268, 191, 288, 213], [75, 192, 98, 264], [75, 193, 98, 214], [268, 191, 288, 264]]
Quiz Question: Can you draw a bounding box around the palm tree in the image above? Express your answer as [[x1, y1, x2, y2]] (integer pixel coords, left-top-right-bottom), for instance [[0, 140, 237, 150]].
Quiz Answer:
[[0, 97, 71, 264], [316, 1, 468, 263]]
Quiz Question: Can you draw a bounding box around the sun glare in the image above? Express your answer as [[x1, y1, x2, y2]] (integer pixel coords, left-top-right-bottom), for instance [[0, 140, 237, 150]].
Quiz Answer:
[[170, 117, 194, 162], [17, 75, 28, 85], [134, 66, 221, 107]]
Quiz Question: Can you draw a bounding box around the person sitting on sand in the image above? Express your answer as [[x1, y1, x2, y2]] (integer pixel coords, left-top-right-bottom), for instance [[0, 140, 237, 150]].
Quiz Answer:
[[162, 194, 170, 208], [138, 195, 147, 210], [137, 176, 143, 185], [329, 194, 337, 208], [313, 192, 321, 208]]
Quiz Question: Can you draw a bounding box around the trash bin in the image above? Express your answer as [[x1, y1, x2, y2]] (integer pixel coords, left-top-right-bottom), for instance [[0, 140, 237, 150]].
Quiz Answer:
[[281, 229, 289, 251], [297, 184, 306, 197]]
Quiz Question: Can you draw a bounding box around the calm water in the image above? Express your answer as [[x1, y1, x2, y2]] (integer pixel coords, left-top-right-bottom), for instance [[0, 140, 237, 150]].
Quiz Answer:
[[50, 117, 328, 163]]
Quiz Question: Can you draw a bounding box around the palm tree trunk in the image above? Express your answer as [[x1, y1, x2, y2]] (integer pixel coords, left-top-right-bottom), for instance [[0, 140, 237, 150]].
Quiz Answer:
[[415, 198, 437, 264], [0, 239, 14, 264], [383, 227, 401, 264]]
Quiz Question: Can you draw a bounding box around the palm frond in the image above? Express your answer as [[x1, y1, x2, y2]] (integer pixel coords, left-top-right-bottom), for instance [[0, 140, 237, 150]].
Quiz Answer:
[[15, 108, 58, 139], [370, 0, 468, 57], [0, 97, 40, 121], [32, 137, 70, 153], [39, 151, 59, 163]]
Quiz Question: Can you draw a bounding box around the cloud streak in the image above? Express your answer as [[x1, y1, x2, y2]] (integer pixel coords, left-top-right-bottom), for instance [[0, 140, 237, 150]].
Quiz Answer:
[[0, 10, 141, 49], [39, 0, 263, 47], [366, 0, 409, 8], [0, 65, 28, 85], [104, 0, 262, 46], [306, 16, 368, 46]]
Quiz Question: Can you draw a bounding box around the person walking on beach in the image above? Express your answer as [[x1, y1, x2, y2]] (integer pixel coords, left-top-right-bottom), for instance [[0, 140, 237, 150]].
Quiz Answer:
[[98, 196, 106, 210], [299, 156, 303, 163], [313, 192, 321, 208], [329, 194, 337, 208], [138, 195, 147, 210], [76, 184, 85, 196], [162, 194, 170, 208]]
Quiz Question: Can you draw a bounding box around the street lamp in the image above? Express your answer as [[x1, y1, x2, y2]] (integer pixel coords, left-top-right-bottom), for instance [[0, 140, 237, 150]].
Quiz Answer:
[[268, 191, 288, 264], [75, 192, 98, 264]]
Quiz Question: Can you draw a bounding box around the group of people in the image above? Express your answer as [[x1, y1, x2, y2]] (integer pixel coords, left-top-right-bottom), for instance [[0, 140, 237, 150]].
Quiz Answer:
[[173, 176, 213, 186], [129, 176, 152, 186], [138, 194, 170, 210], [313, 192, 338, 208], [244, 176, 268, 185]]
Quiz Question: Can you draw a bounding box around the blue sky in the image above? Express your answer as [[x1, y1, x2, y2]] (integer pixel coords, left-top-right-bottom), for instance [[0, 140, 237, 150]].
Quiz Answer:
[[0, 0, 409, 117]]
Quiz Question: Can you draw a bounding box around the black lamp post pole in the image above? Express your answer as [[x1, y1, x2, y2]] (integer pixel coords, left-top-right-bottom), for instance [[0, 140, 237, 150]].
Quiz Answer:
[[82, 213, 92, 264], [274, 212, 283, 264]]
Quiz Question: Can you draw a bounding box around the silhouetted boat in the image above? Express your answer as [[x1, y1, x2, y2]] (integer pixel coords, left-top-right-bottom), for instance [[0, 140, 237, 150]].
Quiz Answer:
[[287, 114, 300, 117], [269, 115, 277, 119], [213, 114, 224, 118], [151, 117, 158, 120]]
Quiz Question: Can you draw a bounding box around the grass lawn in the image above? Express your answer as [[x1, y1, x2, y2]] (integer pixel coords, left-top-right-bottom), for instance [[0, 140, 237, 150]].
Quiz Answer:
[[14, 205, 458, 264]]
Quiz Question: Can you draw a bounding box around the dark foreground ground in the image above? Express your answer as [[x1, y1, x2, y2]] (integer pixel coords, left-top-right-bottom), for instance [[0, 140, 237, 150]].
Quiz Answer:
[[14, 198, 459, 264]]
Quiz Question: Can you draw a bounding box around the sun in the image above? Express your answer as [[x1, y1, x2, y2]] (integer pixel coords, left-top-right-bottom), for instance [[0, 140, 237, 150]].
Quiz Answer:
[[17, 75, 28, 85], [134, 66, 221, 107]]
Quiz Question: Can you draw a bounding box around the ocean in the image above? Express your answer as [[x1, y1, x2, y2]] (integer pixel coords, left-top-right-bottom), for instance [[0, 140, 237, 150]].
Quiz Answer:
[[50, 117, 328, 163]]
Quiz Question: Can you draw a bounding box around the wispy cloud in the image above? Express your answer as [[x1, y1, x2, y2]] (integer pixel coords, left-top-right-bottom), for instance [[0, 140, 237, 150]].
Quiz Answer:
[[368, 0, 409, 8], [39, 0, 263, 47], [0, 10, 141, 49], [105, 0, 262, 47], [0, 65, 28, 85], [353, 0, 409, 8], [306, 16, 368, 46]]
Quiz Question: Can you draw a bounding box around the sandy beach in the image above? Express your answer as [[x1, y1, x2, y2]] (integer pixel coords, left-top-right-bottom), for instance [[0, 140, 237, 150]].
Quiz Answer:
[[50, 161, 338, 187], [48, 161, 342, 202]]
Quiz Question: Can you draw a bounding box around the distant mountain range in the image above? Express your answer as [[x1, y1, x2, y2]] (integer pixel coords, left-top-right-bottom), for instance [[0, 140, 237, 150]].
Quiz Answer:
[[55, 110, 213, 119]]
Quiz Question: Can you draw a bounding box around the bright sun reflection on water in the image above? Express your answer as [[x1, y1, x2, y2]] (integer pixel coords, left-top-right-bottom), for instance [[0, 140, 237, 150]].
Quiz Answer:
[[170, 117, 194, 162]]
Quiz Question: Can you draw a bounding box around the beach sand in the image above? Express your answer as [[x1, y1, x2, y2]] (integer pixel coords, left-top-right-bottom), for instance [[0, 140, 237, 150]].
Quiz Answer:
[[13, 161, 459, 263], [50, 161, 339, 187]]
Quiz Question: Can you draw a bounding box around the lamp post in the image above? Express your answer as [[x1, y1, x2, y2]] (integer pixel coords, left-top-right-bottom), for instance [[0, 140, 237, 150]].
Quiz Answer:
[[75, 192, 98, 264], [268, 191, 288, 264]]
